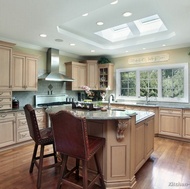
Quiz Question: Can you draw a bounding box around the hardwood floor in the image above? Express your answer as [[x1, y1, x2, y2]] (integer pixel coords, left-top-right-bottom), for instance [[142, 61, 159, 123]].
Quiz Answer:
[[0, 137, 190, 189]]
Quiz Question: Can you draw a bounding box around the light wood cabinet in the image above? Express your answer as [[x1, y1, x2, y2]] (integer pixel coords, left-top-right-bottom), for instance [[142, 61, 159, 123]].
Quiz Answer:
[[182, 109, 190, 139], [16, 108, 46, 143], [159, 108, 182, 137], [0, 90, 12, 110], [135, 116, 154, 173], [98, 63, 114, 90], [82, 60, 98, 90], [65, 62, 87, 90], [12, 52, 38, 91], [0, 112, 16, 148], [0, 41, 15, 89]]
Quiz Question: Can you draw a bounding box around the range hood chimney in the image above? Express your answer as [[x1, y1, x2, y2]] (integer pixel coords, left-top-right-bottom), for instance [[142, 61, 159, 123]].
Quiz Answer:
[[38, 48, 74, 82]]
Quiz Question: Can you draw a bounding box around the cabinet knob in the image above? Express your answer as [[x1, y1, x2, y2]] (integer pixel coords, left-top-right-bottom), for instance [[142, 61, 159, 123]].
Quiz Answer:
[[0, 113, 7, 118]]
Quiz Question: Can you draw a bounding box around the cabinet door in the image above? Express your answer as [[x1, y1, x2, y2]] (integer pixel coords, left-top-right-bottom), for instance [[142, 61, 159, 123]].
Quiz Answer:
[[159, 109, 182, 137], [12, 54, 38, 91], [183, 110, 190, 139], [12, 54, 25, 90], [0, 112, 16, 148], [135, 121, 145, 172], [87, 62, 98, 90], [0, 46, 13, 89], [98, 63, 114, 90], [144, 118, 154, 159], [25, 57, 38, 91]]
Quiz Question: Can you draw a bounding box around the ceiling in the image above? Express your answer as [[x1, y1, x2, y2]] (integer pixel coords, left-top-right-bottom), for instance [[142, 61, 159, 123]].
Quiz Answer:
[[0, 0, 190, 58]]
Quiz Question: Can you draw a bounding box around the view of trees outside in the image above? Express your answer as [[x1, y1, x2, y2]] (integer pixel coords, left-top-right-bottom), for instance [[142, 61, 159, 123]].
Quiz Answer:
[[140, 70, 158, 97], [120, 71, 136, 96], [119, 67, 185, 99], [162, 68, 184, 98]]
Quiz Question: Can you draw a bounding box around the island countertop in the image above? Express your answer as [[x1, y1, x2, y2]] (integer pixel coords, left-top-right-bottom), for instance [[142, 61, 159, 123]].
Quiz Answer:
[[45, 105, 155, 123]]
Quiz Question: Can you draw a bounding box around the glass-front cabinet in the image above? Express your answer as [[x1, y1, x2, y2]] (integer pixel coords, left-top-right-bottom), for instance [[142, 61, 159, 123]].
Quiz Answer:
[[98, 63, 114, 90]]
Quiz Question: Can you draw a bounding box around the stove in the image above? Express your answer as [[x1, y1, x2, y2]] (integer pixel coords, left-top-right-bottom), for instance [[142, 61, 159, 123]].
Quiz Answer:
[[34, 94, 73, 107]]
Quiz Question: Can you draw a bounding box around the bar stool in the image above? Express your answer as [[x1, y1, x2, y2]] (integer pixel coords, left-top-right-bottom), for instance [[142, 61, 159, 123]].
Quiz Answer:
[[24, 104, 60, 189], [49, 110, 106, 189]]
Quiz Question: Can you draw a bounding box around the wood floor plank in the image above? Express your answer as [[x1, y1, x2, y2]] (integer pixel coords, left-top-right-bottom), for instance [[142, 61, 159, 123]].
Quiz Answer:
[[1, 137, 190, 189]]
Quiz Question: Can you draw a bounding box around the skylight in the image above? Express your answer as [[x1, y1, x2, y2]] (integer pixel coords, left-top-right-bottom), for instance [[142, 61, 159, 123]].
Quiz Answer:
[[95, 14, 167, 42]]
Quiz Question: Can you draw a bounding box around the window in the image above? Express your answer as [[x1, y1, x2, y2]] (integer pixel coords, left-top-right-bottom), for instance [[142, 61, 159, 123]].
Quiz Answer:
[[120, 71, 136, 96], [116, 63, 188, 103]]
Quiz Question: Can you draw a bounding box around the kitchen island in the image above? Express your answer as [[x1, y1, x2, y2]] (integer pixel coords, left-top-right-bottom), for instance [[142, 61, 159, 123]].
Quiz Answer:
[[46, 106, 155, 189]]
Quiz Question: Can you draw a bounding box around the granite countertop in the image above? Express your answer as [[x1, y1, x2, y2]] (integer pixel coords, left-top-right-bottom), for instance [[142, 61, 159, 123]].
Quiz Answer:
[[45, 105, 155, 123], [102, 101, 190, 109]]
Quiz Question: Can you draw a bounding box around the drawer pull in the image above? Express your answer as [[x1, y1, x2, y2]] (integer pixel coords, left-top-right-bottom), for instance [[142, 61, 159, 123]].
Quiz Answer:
[[21, 121, 27, 125], [0, 92, 3, 95], [0, 99, 3, 102], [0, 114, 7, 118], [0, 105, 4, 109]]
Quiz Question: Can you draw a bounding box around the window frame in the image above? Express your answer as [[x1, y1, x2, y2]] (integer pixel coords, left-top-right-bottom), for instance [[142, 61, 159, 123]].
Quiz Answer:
[[116, 63, 189, 103]]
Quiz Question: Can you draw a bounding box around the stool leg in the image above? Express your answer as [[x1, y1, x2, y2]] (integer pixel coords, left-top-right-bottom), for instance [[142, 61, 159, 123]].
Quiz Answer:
[[37, 144, 45, 189], [94, 154, 105, 189], [30, 144, 38, 173], [75, 159, 80, 180], [82, 160, 88, 189], [57, 155, 68, 189], [52, 143, 58, 163]]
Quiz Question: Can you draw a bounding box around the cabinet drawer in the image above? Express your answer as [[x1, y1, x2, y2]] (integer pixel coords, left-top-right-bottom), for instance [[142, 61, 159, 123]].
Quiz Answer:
[[0, 97, 12, 103], [183, 109, 190, 116], [0, 91, 12, 97], [35, 108, 45, 115], [0, 103, 12, 110], [159, 108, 182, 114], [17, 111, 26, 117], [17, 117, 27, 130], [0, 112, 15, 119], [17, 130, 31, 142]]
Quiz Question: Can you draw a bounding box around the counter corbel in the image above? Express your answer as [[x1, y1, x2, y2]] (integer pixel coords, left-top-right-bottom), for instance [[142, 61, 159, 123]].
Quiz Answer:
[[116, 119, 129, 142]]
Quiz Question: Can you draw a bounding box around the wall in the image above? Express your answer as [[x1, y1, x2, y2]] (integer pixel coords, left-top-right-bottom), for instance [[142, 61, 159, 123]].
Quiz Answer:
[[111, 47, 190, 101]]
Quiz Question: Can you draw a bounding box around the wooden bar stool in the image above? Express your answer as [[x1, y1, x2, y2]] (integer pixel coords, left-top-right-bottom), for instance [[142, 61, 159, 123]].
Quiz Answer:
[[24, 104, 60, 189], [49, 110, 106, 189]]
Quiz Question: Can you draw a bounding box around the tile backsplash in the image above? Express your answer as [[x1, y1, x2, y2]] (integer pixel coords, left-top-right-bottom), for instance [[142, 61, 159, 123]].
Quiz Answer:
[[12, 80, 78, 106]]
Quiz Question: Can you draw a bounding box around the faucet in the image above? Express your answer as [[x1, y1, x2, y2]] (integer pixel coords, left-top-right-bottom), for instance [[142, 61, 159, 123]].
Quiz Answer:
[[108, 94, 114, 110]]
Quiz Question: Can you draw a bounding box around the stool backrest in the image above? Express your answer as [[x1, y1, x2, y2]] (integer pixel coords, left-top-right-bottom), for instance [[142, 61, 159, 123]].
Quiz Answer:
[[49, 110, 89, 160], [24, 104, 41, 143]]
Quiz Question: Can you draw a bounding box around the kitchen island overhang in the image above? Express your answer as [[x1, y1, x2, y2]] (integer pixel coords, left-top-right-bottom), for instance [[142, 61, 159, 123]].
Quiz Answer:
[[46, 106, 155, 189]]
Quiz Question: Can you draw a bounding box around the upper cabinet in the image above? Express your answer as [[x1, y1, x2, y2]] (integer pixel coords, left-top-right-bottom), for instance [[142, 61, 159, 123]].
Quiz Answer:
[[0, 41, 15, 89], [12, 52, 38, 91], [65, 62, 87, 90], [98, 63, 114, 90], [80, 60, 98, 90]]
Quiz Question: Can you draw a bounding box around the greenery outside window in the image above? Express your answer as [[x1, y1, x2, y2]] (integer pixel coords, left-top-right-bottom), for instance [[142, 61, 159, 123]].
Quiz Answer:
[[116, 63, 188, 103]]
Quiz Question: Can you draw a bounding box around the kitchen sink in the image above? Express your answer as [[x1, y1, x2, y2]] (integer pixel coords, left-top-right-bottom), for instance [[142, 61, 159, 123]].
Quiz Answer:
[[111, 108, 125, 111]]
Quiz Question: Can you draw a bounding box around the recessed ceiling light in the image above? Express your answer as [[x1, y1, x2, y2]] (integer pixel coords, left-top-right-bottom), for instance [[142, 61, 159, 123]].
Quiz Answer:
[[110, 0, 118, 5], [125, 50, 128, 53], [143, 48, 146, 50], [55, 39, 63, 42], [40, 34, 47, 38], [70, 43, 75, 46], [91, 50, 95, 53], [82, 13, 88, 17], [123, 12, 132, 17], [96, 21, 104, 26], [162, 44, 166, 46]]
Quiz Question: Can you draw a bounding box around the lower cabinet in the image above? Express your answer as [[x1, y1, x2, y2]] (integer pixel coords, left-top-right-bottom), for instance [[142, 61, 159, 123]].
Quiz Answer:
[[0, 108, 46, 149], [182, 109, 190, 139], [0, 112, 16, 148], [159, 108, 182, 137], [16, 108, 46, 143], [135, 116, 154, 173]]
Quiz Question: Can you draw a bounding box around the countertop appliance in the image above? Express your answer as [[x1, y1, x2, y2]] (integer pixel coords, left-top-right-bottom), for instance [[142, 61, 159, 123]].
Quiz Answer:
[[34, 94, 73, 108]]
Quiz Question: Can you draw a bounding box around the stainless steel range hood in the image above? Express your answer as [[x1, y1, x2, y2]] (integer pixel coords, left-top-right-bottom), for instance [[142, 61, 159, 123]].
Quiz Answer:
[[38, 48, 74, 82]]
